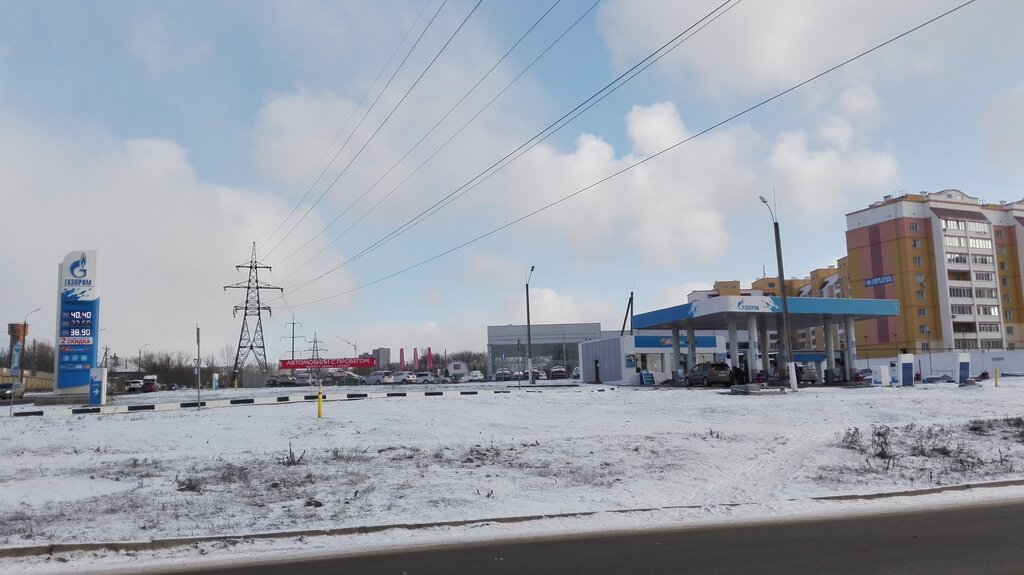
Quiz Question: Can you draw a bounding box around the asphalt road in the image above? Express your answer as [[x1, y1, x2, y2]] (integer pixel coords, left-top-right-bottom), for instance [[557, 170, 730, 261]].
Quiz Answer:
[[155, 500, 1024, 575]]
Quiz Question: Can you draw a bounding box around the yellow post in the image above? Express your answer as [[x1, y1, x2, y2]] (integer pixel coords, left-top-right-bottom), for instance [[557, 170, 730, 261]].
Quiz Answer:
[[995, 368, 999, 387], [317, 384, 323, 418]]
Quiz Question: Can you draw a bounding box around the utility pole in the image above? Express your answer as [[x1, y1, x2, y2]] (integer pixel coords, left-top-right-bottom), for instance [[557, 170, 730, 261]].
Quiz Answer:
[[224, 242, 282, 388], [281, 316, 305, 379], [195, 325, 201, 409]]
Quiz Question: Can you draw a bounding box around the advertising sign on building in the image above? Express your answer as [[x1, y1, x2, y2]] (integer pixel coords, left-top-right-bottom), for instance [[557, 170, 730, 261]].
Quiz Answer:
[[279, 357, 376, 370], [56, 251, 100, 391], [864, 274, 894, 287]]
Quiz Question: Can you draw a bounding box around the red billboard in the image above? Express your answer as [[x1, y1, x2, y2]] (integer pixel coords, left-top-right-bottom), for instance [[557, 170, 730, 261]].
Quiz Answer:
[[279, 357, 376, 369]]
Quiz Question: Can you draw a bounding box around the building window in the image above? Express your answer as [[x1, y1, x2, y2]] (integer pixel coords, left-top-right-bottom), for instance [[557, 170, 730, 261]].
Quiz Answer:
[[951, 304, 973, 315], [979, 323, 1001, 332], [913, 256, 923, 266], [955, 339, 979, 350], [996, 229, 1004, 239], [918, 308, 927, 317], [950, 287, 972, 298], [911, 239, 921, 248], [1006, 310, 1014, 320], [966, 221, 989, 234], [975, 272, 994, 281], [944, 236, 966, 248], [1004, 293, 1011, 303], [999, 245, 1007, 255], [946, 252, 968, 264], [973, 255, 993, 265], [1008, 326, 1015, 336], [1010, 343, 1016, 350], [910, 222, 919, 232], [969, 237, 993, 250], [977, 305, 999, 316], [920, 342, 931, 350], [919, 325, 929, 334], [1002, 277, 1009, 287], [1000, 261, 1008, 270], [915, 273, 925, 283], [916, 290, 925, 300], [981, 339, 1003, 350], [975, 288, 998, 299]]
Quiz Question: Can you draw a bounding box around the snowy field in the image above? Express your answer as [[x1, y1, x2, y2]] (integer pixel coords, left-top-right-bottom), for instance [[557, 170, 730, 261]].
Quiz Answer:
[[4, 379, 1024, 573]]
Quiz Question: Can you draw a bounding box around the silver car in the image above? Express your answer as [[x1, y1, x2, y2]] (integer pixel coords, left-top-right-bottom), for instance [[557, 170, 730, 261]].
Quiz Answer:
[[0, 382, 25, 400], [415, 372, 435, 384]]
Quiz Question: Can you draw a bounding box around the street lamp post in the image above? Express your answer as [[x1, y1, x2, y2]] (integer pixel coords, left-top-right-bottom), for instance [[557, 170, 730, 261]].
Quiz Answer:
[[759, 196, 792, 381], [526, 265, 535, 386], [138, 343, 149, 374]]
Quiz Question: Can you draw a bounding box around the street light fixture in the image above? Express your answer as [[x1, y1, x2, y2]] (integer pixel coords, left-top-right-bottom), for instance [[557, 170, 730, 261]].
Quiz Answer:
[[13, 307, 41, 416], [759, 195, 792, 380], [526, 265, 535, 387]]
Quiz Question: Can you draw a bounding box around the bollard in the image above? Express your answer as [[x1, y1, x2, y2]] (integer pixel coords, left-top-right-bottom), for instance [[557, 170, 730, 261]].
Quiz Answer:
[[996, 368, 999, 388], [317, 384, 323, 418]]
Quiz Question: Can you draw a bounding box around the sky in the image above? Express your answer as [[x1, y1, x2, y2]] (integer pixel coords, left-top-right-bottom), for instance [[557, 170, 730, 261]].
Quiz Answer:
[[2, 0, 1023, 366]]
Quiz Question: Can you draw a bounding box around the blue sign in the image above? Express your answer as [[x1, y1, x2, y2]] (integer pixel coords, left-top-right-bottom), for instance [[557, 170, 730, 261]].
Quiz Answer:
[[11, 342, 22, 376], [89, 372, 103, 406], [864, 274, 894, 287], [57, 251, 100, 389]]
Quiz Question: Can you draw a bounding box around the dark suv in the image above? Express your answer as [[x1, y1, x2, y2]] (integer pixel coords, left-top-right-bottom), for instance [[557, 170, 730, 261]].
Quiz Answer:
[[685, 362, 734, 386]]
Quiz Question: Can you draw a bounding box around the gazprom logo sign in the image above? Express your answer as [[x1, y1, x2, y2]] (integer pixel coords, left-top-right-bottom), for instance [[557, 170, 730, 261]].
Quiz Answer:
[[736, 299, 761, 311], [64, 253, 93, 286], [864, 274, 894, 288]]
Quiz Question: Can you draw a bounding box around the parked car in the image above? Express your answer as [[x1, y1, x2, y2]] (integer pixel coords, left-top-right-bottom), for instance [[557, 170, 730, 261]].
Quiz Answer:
[[853, 368, 874, 382], [549, 366, 567, 379], [125, 379, 143, 393], [570, 366, 581, 380], [494, 369, 512, 381], [537, 370, 548, 380], [512, 370, 524, 381], [0, 382, 25, 400], [467, 370, 485, 382], [685, 362, 734, 386], [392, 371, 416, 384], [141, 379, 161, 393], [797, 365, 819, 384], [415, 372, 435, 384], [363, 371, 394, 385]]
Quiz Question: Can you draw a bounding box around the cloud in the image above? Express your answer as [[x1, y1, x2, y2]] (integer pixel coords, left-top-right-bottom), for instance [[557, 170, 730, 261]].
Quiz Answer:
[[984, 83, 1024, 182], [596, 0, 963, 96], [769, 127, 899, 216], [463, 251, 524, 285], [0, 107, 353, 360], [130, 16, 212, 76]]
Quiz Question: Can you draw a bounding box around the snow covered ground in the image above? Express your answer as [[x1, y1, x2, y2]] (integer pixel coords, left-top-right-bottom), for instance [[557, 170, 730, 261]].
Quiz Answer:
[[3, 379, 1024, 573]]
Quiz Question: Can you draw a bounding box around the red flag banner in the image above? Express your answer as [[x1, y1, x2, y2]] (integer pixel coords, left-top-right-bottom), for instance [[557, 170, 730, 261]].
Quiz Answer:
[[279, 357, 376, 369]]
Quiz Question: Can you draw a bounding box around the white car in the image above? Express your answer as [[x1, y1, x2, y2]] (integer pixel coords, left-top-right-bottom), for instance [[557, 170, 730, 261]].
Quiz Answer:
[[467, 370, 485, 382], [391, 371, 416, 384], [415, 372, 435, 384], [363, 371, 394, 385], [125, 380, 143, 393]]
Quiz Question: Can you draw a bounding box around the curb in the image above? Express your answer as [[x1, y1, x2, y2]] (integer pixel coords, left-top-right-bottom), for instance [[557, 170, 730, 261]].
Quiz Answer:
[[1, 477, 1021, 560], [0, 387, 618, 419]]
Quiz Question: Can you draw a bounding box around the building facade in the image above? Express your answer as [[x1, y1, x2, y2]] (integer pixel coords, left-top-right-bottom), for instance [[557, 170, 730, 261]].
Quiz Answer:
[[846, 189, 1024, 354], [371, 347, 391, 370]]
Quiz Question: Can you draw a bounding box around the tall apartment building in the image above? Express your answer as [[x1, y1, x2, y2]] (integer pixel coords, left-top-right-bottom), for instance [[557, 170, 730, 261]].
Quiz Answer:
[[371, 347, 391, 369], [846, 189, 1024, 355]]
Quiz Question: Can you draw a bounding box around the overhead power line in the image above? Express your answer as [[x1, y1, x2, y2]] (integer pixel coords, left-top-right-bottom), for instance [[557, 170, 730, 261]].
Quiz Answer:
[[255, 0, 435, 252], [284, 0, 979, 308], [278, 0, 740, 297], [263, 0, 484, 260], [273, 0, 569, 278]]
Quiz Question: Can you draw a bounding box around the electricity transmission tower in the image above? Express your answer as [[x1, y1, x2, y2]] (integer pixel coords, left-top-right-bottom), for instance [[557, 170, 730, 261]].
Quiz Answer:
[[304, 333, 326, 383], [224, 242, 282, 387]]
